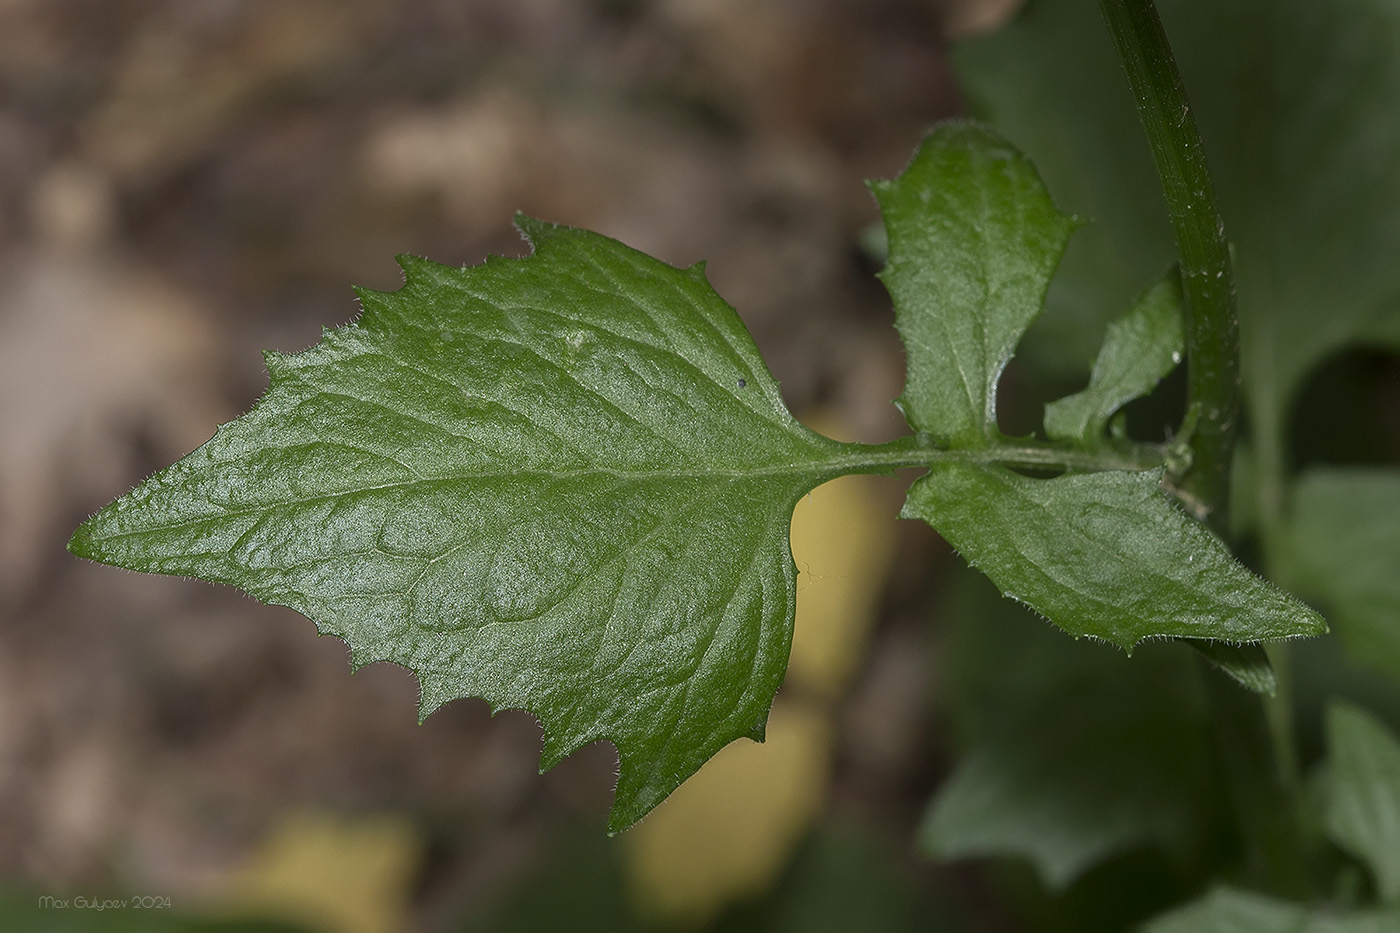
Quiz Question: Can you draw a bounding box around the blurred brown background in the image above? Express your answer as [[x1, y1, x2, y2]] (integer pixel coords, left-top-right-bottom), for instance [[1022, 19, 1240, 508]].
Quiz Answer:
[[0, 0, 1021, 929]]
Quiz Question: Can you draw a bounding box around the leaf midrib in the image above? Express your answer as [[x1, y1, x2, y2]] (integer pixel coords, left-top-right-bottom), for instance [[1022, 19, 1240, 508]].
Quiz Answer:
[[80, 460, 840, 546], [79, 436, 1169, 550]]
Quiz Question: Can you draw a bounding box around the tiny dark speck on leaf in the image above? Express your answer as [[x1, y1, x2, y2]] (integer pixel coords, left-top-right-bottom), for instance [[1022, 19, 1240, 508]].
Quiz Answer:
[[736, 378, 747, 388]]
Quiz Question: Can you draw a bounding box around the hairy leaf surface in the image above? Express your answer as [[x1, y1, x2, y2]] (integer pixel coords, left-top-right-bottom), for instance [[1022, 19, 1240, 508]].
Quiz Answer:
[[1044, 269, 1183, 444], [872, 125, 1323, 655], [870, 121, 1077, 446], [69, 217, 852, 831], [902, 464, 1324, 649]]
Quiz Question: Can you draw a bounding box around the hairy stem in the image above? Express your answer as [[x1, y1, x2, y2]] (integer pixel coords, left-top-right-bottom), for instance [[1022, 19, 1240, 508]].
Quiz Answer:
[[1099, 0, 1306, 897], [1097, 0, 1239, 530], [1201, 662, 1308, 897]]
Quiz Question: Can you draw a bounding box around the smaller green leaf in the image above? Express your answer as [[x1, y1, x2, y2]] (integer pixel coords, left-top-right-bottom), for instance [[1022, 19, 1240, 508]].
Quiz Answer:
[[1188, 641, 1276, 696], [1325, 701, 1400, 902], [1143, 886, 1400, 933], [901, 464, 1326, 649], [870, 121, 1079, 446], [1044, 269, 1184, 444], [1289, 469, 1400, 681]]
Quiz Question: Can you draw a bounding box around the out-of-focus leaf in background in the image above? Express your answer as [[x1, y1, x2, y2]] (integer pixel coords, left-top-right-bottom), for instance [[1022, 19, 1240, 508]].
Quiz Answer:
[[1143, 886, 1400, 933], [785, 414, 897, 700], [1288, 471, 1400, 681], [924, 566, 1223, 913], [1323, 702, 1400, 904], [954, 0, 1400, 425]]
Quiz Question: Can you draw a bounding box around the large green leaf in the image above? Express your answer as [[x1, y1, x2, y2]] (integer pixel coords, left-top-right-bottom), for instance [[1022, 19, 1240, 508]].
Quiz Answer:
[[1288, 469, 1400, 681], [1144, 887, 1400, 933], [954, 0, 1400, 426], [69, 217, 853, 831], [902, 464, 1323, 649], [1324, 701, 1400, 902], [870, 121, 1078, 446]]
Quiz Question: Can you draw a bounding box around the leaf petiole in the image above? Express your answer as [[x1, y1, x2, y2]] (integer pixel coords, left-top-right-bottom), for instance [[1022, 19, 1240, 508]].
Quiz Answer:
[[827, 434, 1168, 478]]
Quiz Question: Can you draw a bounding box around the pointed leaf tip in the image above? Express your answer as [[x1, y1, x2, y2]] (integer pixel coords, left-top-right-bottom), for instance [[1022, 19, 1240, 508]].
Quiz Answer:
[[903, 464, 1326, 648], [512, 212, 557, 246]]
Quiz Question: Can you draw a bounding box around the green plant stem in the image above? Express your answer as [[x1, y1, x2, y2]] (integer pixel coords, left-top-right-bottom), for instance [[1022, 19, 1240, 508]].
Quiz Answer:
[[1097, 0, 1239, 530], [1201, 662, 1308, 897], [1099, 0, 1307, 897]]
